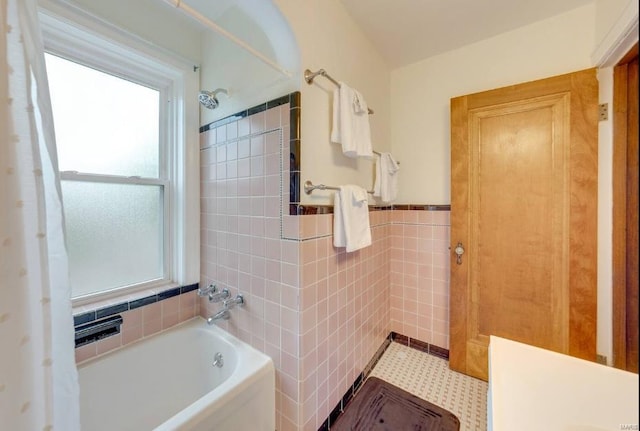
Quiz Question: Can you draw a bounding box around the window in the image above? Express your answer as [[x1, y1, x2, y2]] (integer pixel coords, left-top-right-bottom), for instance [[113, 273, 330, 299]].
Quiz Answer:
[[40, 7, 200, 303], [46, 53, 167, 299]]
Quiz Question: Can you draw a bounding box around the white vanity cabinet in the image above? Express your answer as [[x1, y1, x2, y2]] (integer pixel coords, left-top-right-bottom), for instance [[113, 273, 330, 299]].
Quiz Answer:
[[488, 336, 638, 431]]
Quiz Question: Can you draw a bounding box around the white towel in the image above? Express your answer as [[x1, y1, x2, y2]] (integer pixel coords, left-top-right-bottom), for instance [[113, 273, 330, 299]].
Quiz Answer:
[[352, 90, 368, 114], [330, 82, 373, 159], [333, 185, 372, 252], [373, 153, 400, 203]]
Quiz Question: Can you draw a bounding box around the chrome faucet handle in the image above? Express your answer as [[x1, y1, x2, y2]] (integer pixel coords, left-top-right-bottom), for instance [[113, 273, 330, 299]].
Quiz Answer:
[[208, 287, 230, 303], [223, 294, 244, 309], [197, 283, 216, 297]]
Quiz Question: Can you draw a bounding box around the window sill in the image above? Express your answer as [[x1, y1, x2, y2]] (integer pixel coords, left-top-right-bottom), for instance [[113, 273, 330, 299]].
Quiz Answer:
[[72, 282, 199, 326]]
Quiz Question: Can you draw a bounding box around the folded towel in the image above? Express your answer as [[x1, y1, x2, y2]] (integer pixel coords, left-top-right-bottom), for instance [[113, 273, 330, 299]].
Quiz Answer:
[[333, 185, 372, 252], [331, 82, 373, 159], [373, 152, 400, 203]]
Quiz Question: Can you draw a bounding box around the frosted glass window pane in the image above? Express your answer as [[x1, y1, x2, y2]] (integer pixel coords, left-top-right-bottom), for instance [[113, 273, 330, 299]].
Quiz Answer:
[[45, 53, 160, 178], [61, 181, 163, 298]]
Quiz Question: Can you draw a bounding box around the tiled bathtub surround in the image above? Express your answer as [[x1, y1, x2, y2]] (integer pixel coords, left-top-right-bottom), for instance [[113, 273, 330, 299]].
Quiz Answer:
[[200, 100, 296, 430], [73, 284, 200, 364], [199, 99, 392, 429]]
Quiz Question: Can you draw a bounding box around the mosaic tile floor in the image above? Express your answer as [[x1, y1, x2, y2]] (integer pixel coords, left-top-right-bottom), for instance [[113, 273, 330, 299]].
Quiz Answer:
[[369, 342, 488, 431]]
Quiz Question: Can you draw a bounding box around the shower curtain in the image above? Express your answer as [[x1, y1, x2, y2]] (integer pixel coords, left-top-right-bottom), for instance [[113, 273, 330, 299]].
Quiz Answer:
[[1, 0, 80, 429]]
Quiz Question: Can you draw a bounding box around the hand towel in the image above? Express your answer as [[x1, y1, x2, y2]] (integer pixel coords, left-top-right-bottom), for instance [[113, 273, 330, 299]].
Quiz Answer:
[[333, 185, 372, 252], [373, 152, 400, 203], [330, 82, 373, 159]]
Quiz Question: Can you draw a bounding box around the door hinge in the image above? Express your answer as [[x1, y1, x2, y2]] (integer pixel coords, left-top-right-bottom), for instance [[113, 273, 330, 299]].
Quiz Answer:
[[598, 103, 608, 121]]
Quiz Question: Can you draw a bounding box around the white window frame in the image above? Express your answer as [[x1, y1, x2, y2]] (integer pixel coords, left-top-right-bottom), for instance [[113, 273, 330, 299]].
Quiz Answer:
[[39, 2, 200, 306]]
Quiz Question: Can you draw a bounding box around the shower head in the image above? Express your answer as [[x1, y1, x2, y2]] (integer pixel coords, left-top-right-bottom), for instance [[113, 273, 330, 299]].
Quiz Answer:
[[198, 88, 228, 109]]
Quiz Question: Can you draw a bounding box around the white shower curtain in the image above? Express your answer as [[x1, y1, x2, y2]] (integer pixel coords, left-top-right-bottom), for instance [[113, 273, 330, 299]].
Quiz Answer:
[[1, 0, 80, 429]]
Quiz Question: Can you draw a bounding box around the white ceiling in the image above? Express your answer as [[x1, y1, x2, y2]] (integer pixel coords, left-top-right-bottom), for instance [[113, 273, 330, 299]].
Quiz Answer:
[[339, 0, 595, 68]]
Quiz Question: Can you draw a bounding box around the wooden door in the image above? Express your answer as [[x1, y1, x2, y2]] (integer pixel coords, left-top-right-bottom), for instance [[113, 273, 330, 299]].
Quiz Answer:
[[613, 44, 639, 373], [450, 69, 599, 380]]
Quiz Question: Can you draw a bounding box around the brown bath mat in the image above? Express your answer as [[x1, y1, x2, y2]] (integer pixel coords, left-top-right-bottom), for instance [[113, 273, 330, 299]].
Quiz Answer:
[[331, 377, 460, 431]]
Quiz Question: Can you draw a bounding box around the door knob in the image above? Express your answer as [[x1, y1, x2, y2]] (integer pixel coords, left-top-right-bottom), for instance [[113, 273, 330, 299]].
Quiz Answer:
[[454, 242, 465, 265]]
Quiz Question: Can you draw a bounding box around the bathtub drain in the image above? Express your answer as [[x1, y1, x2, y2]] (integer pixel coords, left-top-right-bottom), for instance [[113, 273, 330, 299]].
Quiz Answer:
[[212, 352, 224, 368]]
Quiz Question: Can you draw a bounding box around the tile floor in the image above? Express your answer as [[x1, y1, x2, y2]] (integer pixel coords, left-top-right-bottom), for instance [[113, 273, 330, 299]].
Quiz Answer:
[[369, 342, 488, 431]]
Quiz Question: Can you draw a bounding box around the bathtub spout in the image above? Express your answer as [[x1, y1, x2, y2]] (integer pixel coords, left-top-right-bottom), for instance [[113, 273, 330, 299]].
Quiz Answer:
[[206, 309, 229, 325], [206, 294, 244, 325]]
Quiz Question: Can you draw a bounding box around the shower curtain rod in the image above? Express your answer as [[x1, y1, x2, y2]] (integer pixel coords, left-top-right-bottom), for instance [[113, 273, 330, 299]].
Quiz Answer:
[[164, 0, 292, 78], [304, 68, 374, 114]]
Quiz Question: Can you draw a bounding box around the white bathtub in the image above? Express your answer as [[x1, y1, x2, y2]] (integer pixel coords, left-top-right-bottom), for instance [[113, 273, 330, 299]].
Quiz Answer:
[[78, 317, 275, 431]]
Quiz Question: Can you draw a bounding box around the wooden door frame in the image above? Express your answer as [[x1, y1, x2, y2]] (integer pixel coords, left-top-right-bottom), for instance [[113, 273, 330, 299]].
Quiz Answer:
[[612, 42, 639, 370]]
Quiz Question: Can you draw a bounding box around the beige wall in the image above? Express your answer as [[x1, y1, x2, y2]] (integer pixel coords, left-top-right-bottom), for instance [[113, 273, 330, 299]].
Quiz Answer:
[[274, 0, 392, 206], [390, 4, 597, 205]]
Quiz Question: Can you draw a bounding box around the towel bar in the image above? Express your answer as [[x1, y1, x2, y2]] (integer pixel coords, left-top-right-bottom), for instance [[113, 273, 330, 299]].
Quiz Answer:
[[304, 180, 374, 195], [304, 68, 374, 114]]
